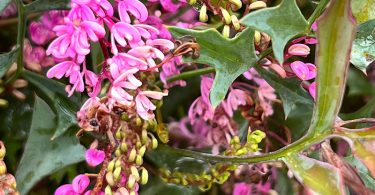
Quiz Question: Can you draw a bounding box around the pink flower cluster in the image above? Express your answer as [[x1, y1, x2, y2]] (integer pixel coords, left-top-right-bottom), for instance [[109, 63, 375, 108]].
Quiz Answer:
[[55, 174, 103, 195], [46, 0, 174, 120]]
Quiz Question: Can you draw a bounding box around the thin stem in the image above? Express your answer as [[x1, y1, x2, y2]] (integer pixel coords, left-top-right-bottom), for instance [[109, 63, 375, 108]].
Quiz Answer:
[[5, 0, 26, 84], [306, 0, 329, 32]]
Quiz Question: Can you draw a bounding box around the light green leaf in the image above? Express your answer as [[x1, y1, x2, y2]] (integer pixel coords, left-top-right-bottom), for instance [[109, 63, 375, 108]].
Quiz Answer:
[[0, 47, 19, 78], [241, 0, 307, 64], [15, 96, 85, 195], [23, 70, 82, 139], [25, 0, 70, 14], [351, 19, 375, 73], [255, 66, 313, 119], [283, 154, 344, 195], [352, 139, 375, 178], [345, 155, 375, 191], [169, 27, 258, 107], [0, 0, 11, 13], [352, 0, 375, 24], [311, 0, 356, 135]]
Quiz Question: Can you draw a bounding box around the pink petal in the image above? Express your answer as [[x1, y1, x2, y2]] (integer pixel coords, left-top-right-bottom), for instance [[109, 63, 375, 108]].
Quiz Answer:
[[290, 61, 310, 80], [46, 61, 75, 79], [55, 184, 77, 195], [72, 174, 90, 193], [85, 148, 105, 167]]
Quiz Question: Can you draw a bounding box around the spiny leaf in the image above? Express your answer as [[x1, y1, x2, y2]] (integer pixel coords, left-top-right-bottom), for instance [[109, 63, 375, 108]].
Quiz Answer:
[[241, 0, 307, 64], [351, 19, 375, 74], [25, 0, 70, 14], [169, 27, 258, 107], [23, 70, 82, 139], [0, 47, 19, 78], [352, 0, 375, 24], [283, 154, 345, 194], [15, 96, 85, 195]]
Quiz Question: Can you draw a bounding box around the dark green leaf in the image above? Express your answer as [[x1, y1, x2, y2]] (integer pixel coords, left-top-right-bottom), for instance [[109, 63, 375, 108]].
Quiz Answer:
[[0, 0, 11, 13], [275, 169, 295, 195], [23, 70, 82, 139], [169, 27, 258, 107], [241, 0, 307, 63], [283, 154, 344, 194], [351, 0, 375, 24], [255, 66, 313, 119], [25, 0, 69, 14], [0, 47, 19, 78], [351, 19, 375, 73], [345, 155, 375, 191], [140, 176, 200, 195], [15, 96, 85, 195]]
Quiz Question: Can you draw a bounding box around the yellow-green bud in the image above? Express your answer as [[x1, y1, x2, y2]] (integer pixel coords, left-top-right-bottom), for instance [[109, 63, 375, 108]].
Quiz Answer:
[[250, 143, 258, 151], [231, 15, 241, 31], [233, 136, 240, 144], [199, 5, 208, 22], [253, 130, 266, 139], [188, 0, 196, 4], [151, 136, 158, 149], [138, 145, 146, 157], [135, 141, 142, 149], [130, 191, 136, 195], [120, 142, 128, 152], [115, 159, 121, 168], [140, 168, 149, 185], [117, 188, 129, 195], [135, 155, 143, 166], [222, 25, 230, 38], [121, 113, 130, 121], [235, 148, 248, 156], [107, 160, 115, 172], [249, 1, 266, 10], [106, 172, 115, 186], [135, 117, 142, 127], [0, 142, 6, 160], [128, 148, 136, 162], [141, 130, 148, 144], [0, 99, 8, 107], [114, 167, 122, 181], [115, 130, 122, 139], [0, 162, 6, 175], [220, 8, 231, 24], [115, 148, 121, 157], [229, 0, 242, 10], [254, 31, 261, 45], [105, 185, 113, 195], [127, 175, 136, 189], [130, 166, 140, 181]]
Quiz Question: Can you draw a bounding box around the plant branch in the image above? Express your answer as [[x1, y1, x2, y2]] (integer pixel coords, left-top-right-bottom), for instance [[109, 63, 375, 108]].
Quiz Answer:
[[306, 0, 329, 32]]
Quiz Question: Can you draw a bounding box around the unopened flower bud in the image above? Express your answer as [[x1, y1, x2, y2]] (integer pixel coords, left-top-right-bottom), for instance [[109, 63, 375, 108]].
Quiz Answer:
[[0, 141, 6, 160], [115, 148, 121, 157], [288, 44, 310, 56], [235, 148, 248, 156], [128, 148, 136, 162], [141, 130, 148, 144], [135, 141, 142, 149], [138, 145, 146, 157], [136, 155, 143, 166], [106, 172, 115, 186], [117, 187, 129, 195], [233, 136, 240, 144], [229, 0, 242, 10], [121, 113, 129, 121], [188, 0, 196, 4], [220, 8, 231, 24], [231, 15, 241, 30], [0, 99, 8, 107], [222, 25, 230, 38], [199, 5, 208, 22], [120, 142, 128, 152], [130, 166, 140, 181], [115, 159, 122, 168], [135, 117, 142, 127], [253, 130, 266, 138], [250, 143, 258, 151], [249, 1, 267, 10], [107, 160, 115, 172], [129, 191, 136, 195], [254, 31, 261, 45], [114, 167, 122, 180], [127, 175, 136, 189], [140, 168, 149, 185], [115, 131, 122, 139], [151, 136, 158, 149], [147, 120, 157, 131], [0, 161, 7, 175], [105, 185, 113, 195]]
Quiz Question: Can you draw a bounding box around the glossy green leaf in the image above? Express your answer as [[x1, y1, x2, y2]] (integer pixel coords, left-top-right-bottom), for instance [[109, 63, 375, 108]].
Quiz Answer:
[[255, 66, 313, 119], [241, 0, 307, 64], [350, 19, 375, 73], [283, 154, 344, 194], [0, 47, 19, 78], [0, 0, 11, 13], [23, 70, 82, 139], [15, 96, 85, 195], [310, 0, 356, 135], [352, 0, 375, 24], [141, 176, 200, 195], [25, 0, 70, 14], [169, 27, 257, 107]]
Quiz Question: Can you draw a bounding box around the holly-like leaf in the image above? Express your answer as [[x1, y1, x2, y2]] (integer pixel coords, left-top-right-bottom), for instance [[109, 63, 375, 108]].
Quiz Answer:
[[15, 96, 85, 195], [169, 27, 258, 107], [0, 47, 19, 78], [351, 19, 375, 74], [25, 0, 70, 14], [0, 0, 11, 13], [255, 66, 313, 119], [352, 0, 375, 24], [283, 154, 345, 194], [23, 70, 82, 139], [241, 0, 307, 64]]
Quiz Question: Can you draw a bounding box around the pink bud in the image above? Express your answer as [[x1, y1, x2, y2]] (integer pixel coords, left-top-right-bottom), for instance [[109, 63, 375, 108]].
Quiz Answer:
[[54, 184, 76, 195], [85, 148, 105, 167], [72, 174, 90, 193], [290, 61, 316, 80], [288, 44, 310, 56]]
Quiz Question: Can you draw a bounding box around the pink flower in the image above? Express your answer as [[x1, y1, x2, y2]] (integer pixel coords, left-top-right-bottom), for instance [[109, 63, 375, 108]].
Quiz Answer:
[[118, 0, 148, 23], [108, 53, 148, 74], [135, 91, 168, 120], [55, 174, 90, 195], [109, 68, 141, 103], [288, 43, 310, 56], [29, 22, 56, 45], [85, 148, 105, 167], [128, 46, 166, 70], [233, 182, 251, 195], [160, 57, 186, 88], [290, 61, 316, 80], [71, 0, 113, 18], [160, 0, 186, 12], [224, 89, 249, 117], [309, 82, 316, 100], [110, 22, 141, 54]]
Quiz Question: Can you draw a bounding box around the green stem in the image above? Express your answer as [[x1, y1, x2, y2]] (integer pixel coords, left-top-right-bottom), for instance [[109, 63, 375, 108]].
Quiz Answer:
[[5, 0, 25, 84], [305, 0, 329, 32]]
